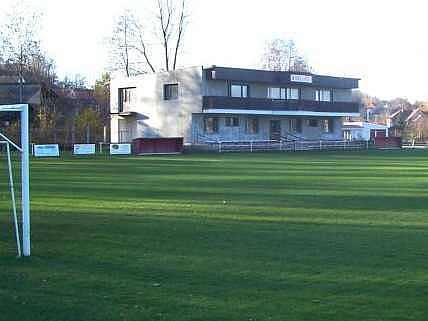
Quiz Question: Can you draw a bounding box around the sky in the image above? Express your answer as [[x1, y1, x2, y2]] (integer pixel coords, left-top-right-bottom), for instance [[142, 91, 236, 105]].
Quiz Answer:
[[1, 0, 428, 101]]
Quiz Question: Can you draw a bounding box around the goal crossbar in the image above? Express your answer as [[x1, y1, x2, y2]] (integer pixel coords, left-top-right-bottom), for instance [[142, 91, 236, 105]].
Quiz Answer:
[[0, 104, 30, 257]]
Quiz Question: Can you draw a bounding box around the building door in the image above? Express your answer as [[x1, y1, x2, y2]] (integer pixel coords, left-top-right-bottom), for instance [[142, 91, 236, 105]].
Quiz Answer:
[[270, 120, 281, 141], [370, 129, 386, 139]]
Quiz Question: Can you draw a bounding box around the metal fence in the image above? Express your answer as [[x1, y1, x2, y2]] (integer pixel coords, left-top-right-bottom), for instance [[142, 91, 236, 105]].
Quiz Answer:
[[402, 142, 428, 149], [203, 140, 369, 153]]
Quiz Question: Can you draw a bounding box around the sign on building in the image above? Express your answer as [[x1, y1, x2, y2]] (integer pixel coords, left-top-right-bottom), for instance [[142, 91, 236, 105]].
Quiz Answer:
[[110, 143, 132, 155], [73, 144, 96, 155], [34, 144, 60, 157], [290, 74, 313, 83]]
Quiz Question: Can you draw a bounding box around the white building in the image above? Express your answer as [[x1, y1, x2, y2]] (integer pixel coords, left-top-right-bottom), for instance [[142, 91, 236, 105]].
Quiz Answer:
[[343, 121, 389, 141]]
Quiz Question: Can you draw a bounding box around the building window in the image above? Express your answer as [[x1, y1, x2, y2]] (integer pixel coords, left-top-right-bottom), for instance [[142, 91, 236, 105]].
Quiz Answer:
[[308, 119, 318, 127], [287, 88, 299, 100], [225, 116, 239, 127], [246, 118, 259, 134], [164, 84, 179, 100], [343, 130, 352, 141], [268, 87, 284, 99], [322, 119, 334, 133], [267, 87, 299, 100], [315, 89, 331, 102], [118, 87, 136, 112], [204, 117, 218, 134], [230, 84, 249, 98], [290, 118, 302, 133]]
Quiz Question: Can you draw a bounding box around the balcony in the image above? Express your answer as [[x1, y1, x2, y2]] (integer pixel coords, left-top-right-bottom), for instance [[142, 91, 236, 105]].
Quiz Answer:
[[203, 96, 360, 114]]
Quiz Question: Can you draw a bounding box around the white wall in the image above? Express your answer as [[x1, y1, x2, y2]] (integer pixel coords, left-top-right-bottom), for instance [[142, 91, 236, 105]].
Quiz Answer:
[[110, 66, 204, 143]]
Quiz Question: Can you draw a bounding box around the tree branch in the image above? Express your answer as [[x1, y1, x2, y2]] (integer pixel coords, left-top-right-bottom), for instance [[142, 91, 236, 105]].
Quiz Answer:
[[172, 0, 186, 70]]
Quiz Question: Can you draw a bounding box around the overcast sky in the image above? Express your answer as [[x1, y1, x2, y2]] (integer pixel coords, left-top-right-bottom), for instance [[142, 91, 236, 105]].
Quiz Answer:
[[1, 0, 428, 101]]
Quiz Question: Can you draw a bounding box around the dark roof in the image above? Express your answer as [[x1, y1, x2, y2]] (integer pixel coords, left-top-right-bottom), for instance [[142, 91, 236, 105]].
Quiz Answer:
[[204, 66, 359, 89], [0, 83, 42, 105], [54, 88, 97, 107]]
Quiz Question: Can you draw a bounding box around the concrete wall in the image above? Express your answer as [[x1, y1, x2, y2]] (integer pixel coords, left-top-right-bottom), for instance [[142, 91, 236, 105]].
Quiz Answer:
[[192, 115, 344, 143], [110, 66, 203, 143]]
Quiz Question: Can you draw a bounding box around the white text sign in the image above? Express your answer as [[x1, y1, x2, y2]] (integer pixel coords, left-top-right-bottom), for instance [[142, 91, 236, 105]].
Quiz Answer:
[[290, 74, 313, 83], [34, 144, 60, 157], [110, 144, 132, 155], [73, 144, 96, 155]]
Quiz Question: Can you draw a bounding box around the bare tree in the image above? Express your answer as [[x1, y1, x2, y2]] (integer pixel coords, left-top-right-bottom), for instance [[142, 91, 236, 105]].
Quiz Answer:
[[108, 0, 188, 76], [0, 1, 43, 101], [108, 10, 157, 75], [132, 19, 156, 73], [157, 0, 173, 71], [172, 0, 186, 70], [155, 0, 188, 71], [109, 12, 134, 77], [261, 38, 312, 73]]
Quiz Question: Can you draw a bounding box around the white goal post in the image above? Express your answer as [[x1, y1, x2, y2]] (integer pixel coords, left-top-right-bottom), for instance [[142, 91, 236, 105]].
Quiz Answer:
[[0, 104, 30, 257]]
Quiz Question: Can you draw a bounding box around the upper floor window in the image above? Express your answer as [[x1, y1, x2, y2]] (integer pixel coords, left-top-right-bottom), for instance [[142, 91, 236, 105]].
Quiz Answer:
[[287, 88, 299, 100], [315, 89, 331, 102], [230, 84, 248, 98], [268, 87, 285, 99], [267, 87, 299, 100], [119, 87, 136, 112], [225, 116, 239, 127], [164, 84, 179, 100]]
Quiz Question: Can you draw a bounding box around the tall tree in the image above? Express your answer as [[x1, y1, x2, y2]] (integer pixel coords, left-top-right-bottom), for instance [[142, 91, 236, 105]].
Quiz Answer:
[[109, 11, 134, 77], [58, 74, 88, 89], [108, 0, 188, 76], [0, 1, 58, 143], [94, 72, 111, 140], [261, 38, 312, 73], [0, 1, 48, 99]]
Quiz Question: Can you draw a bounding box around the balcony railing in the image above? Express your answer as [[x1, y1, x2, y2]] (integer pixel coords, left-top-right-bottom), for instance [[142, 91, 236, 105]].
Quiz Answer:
[[203, 96, 360, 114]]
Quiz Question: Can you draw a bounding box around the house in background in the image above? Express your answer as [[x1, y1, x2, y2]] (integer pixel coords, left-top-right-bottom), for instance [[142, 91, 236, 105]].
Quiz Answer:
[[389, 108, 428, 141], [110, 66, 360, 144], [0, 78, 56, 126]]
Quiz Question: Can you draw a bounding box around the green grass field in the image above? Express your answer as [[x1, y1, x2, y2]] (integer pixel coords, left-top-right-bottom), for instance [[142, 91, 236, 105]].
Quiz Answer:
[[1, 150, 428, 321]]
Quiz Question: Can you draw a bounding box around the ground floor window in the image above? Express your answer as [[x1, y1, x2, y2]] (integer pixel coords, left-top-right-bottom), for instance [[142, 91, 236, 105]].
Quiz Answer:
[[322, 119, 334, 133], [204, 117, 219, 134], [343, 130, 352, 141], [308, 119, 318, 127], [290, 118, 302, 133], [246, 117, 259, 134], [225, 116, 239, 127]]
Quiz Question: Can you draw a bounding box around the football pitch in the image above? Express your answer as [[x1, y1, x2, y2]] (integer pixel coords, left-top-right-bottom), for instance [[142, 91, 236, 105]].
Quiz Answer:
[[1, 150, 428, 321]]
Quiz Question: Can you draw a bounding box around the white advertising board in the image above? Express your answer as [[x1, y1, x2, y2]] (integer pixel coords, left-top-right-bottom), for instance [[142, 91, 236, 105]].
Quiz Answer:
[[34, 144, 60, 157], [290, 74, 313, 83], [110, 143, 132, 155], [73, 144, 96, 155]]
